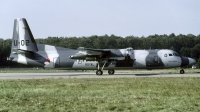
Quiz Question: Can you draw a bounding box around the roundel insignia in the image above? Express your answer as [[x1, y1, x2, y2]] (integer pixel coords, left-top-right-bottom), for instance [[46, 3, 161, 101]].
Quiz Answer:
[[46, 58, 50, 62], [44, 57, 50, 65]]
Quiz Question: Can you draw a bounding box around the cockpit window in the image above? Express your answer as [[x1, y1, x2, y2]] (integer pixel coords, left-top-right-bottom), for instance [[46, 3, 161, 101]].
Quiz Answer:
[[126, 47, 133, 52], [173, 53, 179, 56], [169, 54, 173, 56]]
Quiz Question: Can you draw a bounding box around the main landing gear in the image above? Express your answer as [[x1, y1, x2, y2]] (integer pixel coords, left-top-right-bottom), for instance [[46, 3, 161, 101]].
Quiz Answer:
[[96, 69, 115, 75], [96, 61, 115, 75], [180, 69, 185, 74], [108, 69, 115, 75], [96, 61, 106, 75], [96, 70, 103, 75]]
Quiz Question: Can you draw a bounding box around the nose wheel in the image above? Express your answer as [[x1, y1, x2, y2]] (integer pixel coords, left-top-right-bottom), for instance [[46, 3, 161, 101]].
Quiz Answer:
[[180, 69, 185, 74]]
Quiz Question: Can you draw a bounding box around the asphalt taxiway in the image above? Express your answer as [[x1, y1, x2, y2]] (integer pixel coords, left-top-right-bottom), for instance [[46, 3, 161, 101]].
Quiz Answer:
[[0, 72, 199, 79]]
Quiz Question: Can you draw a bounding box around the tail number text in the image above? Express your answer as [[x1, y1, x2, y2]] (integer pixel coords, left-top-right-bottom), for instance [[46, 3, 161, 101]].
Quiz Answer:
[[14, 40, 29, 46]]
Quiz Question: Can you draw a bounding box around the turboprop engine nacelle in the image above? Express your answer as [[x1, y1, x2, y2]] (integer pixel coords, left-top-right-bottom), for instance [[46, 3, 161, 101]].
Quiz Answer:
[[69, 54, 86, 59], [69, 55, 100, 61], [85, 57, 99, 61]]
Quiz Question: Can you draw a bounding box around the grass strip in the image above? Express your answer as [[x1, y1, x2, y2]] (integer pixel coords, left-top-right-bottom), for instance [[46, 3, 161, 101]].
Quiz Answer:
[[0, 77, 199, 111]]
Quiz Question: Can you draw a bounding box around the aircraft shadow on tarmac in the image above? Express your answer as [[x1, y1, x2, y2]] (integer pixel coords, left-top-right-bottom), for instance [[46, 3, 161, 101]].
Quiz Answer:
[[26, 74, 86, 77], [27, 74, 159, 77], [114, 74, 159, 76]]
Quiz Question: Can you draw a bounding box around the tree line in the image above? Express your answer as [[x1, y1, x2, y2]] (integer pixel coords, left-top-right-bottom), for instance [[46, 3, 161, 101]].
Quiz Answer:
[[1, 33, 200, 67]]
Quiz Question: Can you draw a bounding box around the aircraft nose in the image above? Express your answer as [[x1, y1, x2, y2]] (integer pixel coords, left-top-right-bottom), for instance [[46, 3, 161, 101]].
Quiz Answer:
[[188, 58, 196, 65], [181, 56, 196, 67]]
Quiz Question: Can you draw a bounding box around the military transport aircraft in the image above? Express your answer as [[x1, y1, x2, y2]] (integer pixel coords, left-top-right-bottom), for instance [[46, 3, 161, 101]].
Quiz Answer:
[[8, 18, 196, 75]]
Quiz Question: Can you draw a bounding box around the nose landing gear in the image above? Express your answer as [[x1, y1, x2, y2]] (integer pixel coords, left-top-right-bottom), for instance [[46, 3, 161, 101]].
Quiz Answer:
[[180, 69, 185, 74]]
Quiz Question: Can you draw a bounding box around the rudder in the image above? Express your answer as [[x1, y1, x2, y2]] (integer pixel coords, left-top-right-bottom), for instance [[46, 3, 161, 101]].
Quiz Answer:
[[12, 18, 38, 52]]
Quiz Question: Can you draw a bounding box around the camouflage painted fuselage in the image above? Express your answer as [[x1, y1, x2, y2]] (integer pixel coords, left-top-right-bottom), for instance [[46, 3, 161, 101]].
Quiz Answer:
[[9, 43, 191, 70]]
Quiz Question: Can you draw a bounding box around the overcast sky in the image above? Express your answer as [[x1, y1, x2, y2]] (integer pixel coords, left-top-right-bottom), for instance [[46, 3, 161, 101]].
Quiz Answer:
[[1, 0, 199, 39]]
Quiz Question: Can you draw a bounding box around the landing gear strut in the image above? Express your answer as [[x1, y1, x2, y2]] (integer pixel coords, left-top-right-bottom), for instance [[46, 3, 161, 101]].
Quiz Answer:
[[96, 60, 116, 75], [180, 69, 185, 74], [96, 60, 107, 75], [108, 69, 115, 75]]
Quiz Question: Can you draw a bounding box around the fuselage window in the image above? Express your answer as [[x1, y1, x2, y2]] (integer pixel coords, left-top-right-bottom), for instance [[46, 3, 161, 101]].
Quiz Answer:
[[164, 54, 167, 57], [169, 54, 173, 56]]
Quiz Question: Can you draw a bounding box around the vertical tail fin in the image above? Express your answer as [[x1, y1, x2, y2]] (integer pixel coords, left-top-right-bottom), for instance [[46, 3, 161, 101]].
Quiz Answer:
[[12, 18, 38, 52]]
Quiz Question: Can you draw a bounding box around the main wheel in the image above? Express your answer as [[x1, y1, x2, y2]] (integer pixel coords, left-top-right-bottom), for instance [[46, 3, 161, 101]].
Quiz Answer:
[[108, 70, 115, 75], [96, 70, 103, 75], [180, 69, 185, 74]]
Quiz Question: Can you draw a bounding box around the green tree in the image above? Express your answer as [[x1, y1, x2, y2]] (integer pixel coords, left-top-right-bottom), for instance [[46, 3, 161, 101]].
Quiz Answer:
[[197, 58, 200, 69], [180, 47, 191, 57], [191, 44, 200, 59]]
